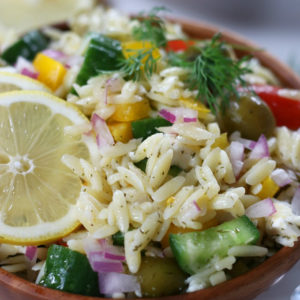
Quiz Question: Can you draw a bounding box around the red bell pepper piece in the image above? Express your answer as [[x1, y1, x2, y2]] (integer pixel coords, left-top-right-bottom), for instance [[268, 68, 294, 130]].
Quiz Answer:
[[250, 85, 300, 130], [166, 39, 195, 52]]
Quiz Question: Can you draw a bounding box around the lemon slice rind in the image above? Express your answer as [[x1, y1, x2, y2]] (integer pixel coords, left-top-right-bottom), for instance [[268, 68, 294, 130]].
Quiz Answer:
[[0, 71, 51, 93]]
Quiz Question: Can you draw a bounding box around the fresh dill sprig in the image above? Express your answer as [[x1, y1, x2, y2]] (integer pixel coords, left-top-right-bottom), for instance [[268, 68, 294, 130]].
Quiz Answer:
[[119, 48, 159, 81], [132, 6, 168, 47], [168, 33, 251, 114]]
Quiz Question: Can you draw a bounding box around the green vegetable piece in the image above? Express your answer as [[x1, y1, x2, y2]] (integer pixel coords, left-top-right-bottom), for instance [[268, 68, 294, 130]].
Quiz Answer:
[[38, 245, 100, 296], [131, 116, 171, 140], [134, 158, 148, 172], [137, 257, 187, 297], [217, 94, 276, 140], [74, 34, 123, 87], [170, 215, 260, 274], [112, 231, 125, 246], [134, 158, 182, 177], [168, 165, 182, 176], [1, 30, 49, 65]]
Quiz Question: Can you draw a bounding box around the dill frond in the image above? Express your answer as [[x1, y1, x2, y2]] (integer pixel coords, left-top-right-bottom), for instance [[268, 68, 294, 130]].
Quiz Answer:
[[119, 48, 159, 81]]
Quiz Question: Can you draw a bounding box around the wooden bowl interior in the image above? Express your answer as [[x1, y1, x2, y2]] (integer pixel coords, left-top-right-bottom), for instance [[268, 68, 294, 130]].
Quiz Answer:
[[1, 18, 300, 300]]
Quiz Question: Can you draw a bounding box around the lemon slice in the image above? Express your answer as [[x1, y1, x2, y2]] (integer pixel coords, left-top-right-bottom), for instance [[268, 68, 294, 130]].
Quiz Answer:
[[0, 90, 91, 245], [0, 72, 51, 93]]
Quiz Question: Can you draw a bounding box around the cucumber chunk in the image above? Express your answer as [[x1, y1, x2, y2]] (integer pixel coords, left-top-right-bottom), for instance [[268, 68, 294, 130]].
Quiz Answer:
[[170, 215, 260, 274], [1, 31, 49, 65], [131, 116, 171, 140], [38, 245, 100, 296], [74, 33, 123, 87]]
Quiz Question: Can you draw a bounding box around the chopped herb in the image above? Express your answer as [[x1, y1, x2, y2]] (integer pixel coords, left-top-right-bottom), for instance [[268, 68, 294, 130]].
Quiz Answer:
[[132, 6, 168, 47], [168, 33, 251, 114], [119, 47, 159, 81]]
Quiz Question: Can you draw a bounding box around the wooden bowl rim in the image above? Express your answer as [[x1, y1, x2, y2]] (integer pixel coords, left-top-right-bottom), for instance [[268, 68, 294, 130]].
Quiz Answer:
[[1, 17, 300, 300]]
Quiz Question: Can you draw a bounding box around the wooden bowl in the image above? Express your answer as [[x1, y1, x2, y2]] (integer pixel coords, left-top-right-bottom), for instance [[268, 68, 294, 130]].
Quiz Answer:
[[1, 18, 300, 300]]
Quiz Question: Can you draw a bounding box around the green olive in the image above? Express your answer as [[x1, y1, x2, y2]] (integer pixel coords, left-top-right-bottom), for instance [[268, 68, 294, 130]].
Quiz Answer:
[[136, 256, 187, 297], [217, 94, 276, 140]]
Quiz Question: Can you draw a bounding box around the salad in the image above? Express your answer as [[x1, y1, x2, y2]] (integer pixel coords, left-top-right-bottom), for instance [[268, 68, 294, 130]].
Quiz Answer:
[[0, 2, 300, 298]]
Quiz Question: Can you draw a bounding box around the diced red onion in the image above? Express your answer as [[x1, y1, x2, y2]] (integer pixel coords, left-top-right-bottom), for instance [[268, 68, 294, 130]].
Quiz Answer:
[[229, 141, 244, 177], [183, 117, 197, 123], [25, 246, 38, 262], [230, 132, 256, 150], [15, 57, 38, 79], [249, 134, 269, 159], [91, 113, 114, 148], [193, 200, 201, 211], [21, 68, 38, 79], [43, 49, 67, 61], [291, 187, 300, 216], [159, 109, 176, 123], [84, 238, 125, 273], [99, 272, 140, 295], [43, 49, 84, 69], [15, 57, 34, 72], [271, 169, 292, 187], [104, 245, 125, 259], [93, 261, 124, 273], [104, 252, 125, 261], [159, 107, 198, 124], [246, 198, 276, 218]]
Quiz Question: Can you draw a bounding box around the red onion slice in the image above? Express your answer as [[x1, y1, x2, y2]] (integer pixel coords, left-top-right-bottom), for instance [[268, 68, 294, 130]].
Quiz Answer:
[[43, 49, 67, 61], [291, 187, 300, 216], [99, 272, 140, 295], [246, 198, 276, 218], [249, 134, 269, 159], [25, 246, 38, 262], [229, 141, 245, 177], [21, 68, 38, 79], [271, 169, 292, 187], [183, 117, 198, 123], [193, 200, 201, 211], [15, 57, 38, 79], [159, 107, 198, 124], [159, 109, 176, 123], [93, 261, 124, 273], [91, 113, 114, 148]]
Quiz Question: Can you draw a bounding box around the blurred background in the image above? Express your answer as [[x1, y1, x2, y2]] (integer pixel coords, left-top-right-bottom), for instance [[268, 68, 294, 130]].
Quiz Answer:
[[108, 0, 300, 76]]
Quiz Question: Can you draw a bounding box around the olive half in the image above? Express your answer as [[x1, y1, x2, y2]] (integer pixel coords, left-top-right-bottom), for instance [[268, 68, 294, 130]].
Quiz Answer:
[[217, 94, 276, 140]]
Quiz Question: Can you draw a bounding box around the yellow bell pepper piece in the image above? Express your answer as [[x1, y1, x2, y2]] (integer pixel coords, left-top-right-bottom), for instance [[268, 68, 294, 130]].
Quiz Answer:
[[110, 99, 150, 122], [180, 98, 210, 119], [257, 176, 279, 199], [33, 53, 67, 91], [211, 133, 229, 149], [108, 122, 133, 143], [122, 41, 160, 69]]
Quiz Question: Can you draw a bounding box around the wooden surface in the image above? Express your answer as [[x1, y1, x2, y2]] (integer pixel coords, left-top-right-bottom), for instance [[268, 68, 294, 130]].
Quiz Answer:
[[1, 17, 300, 300]]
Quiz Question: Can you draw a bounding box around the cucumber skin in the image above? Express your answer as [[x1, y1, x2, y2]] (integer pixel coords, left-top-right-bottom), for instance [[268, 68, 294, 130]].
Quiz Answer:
[[131, 117, 172, 140], [38, 244, 100, 296], [1, 31, 49, 65], [75, 34, 123, 87], [170, 215, 260, 274]]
